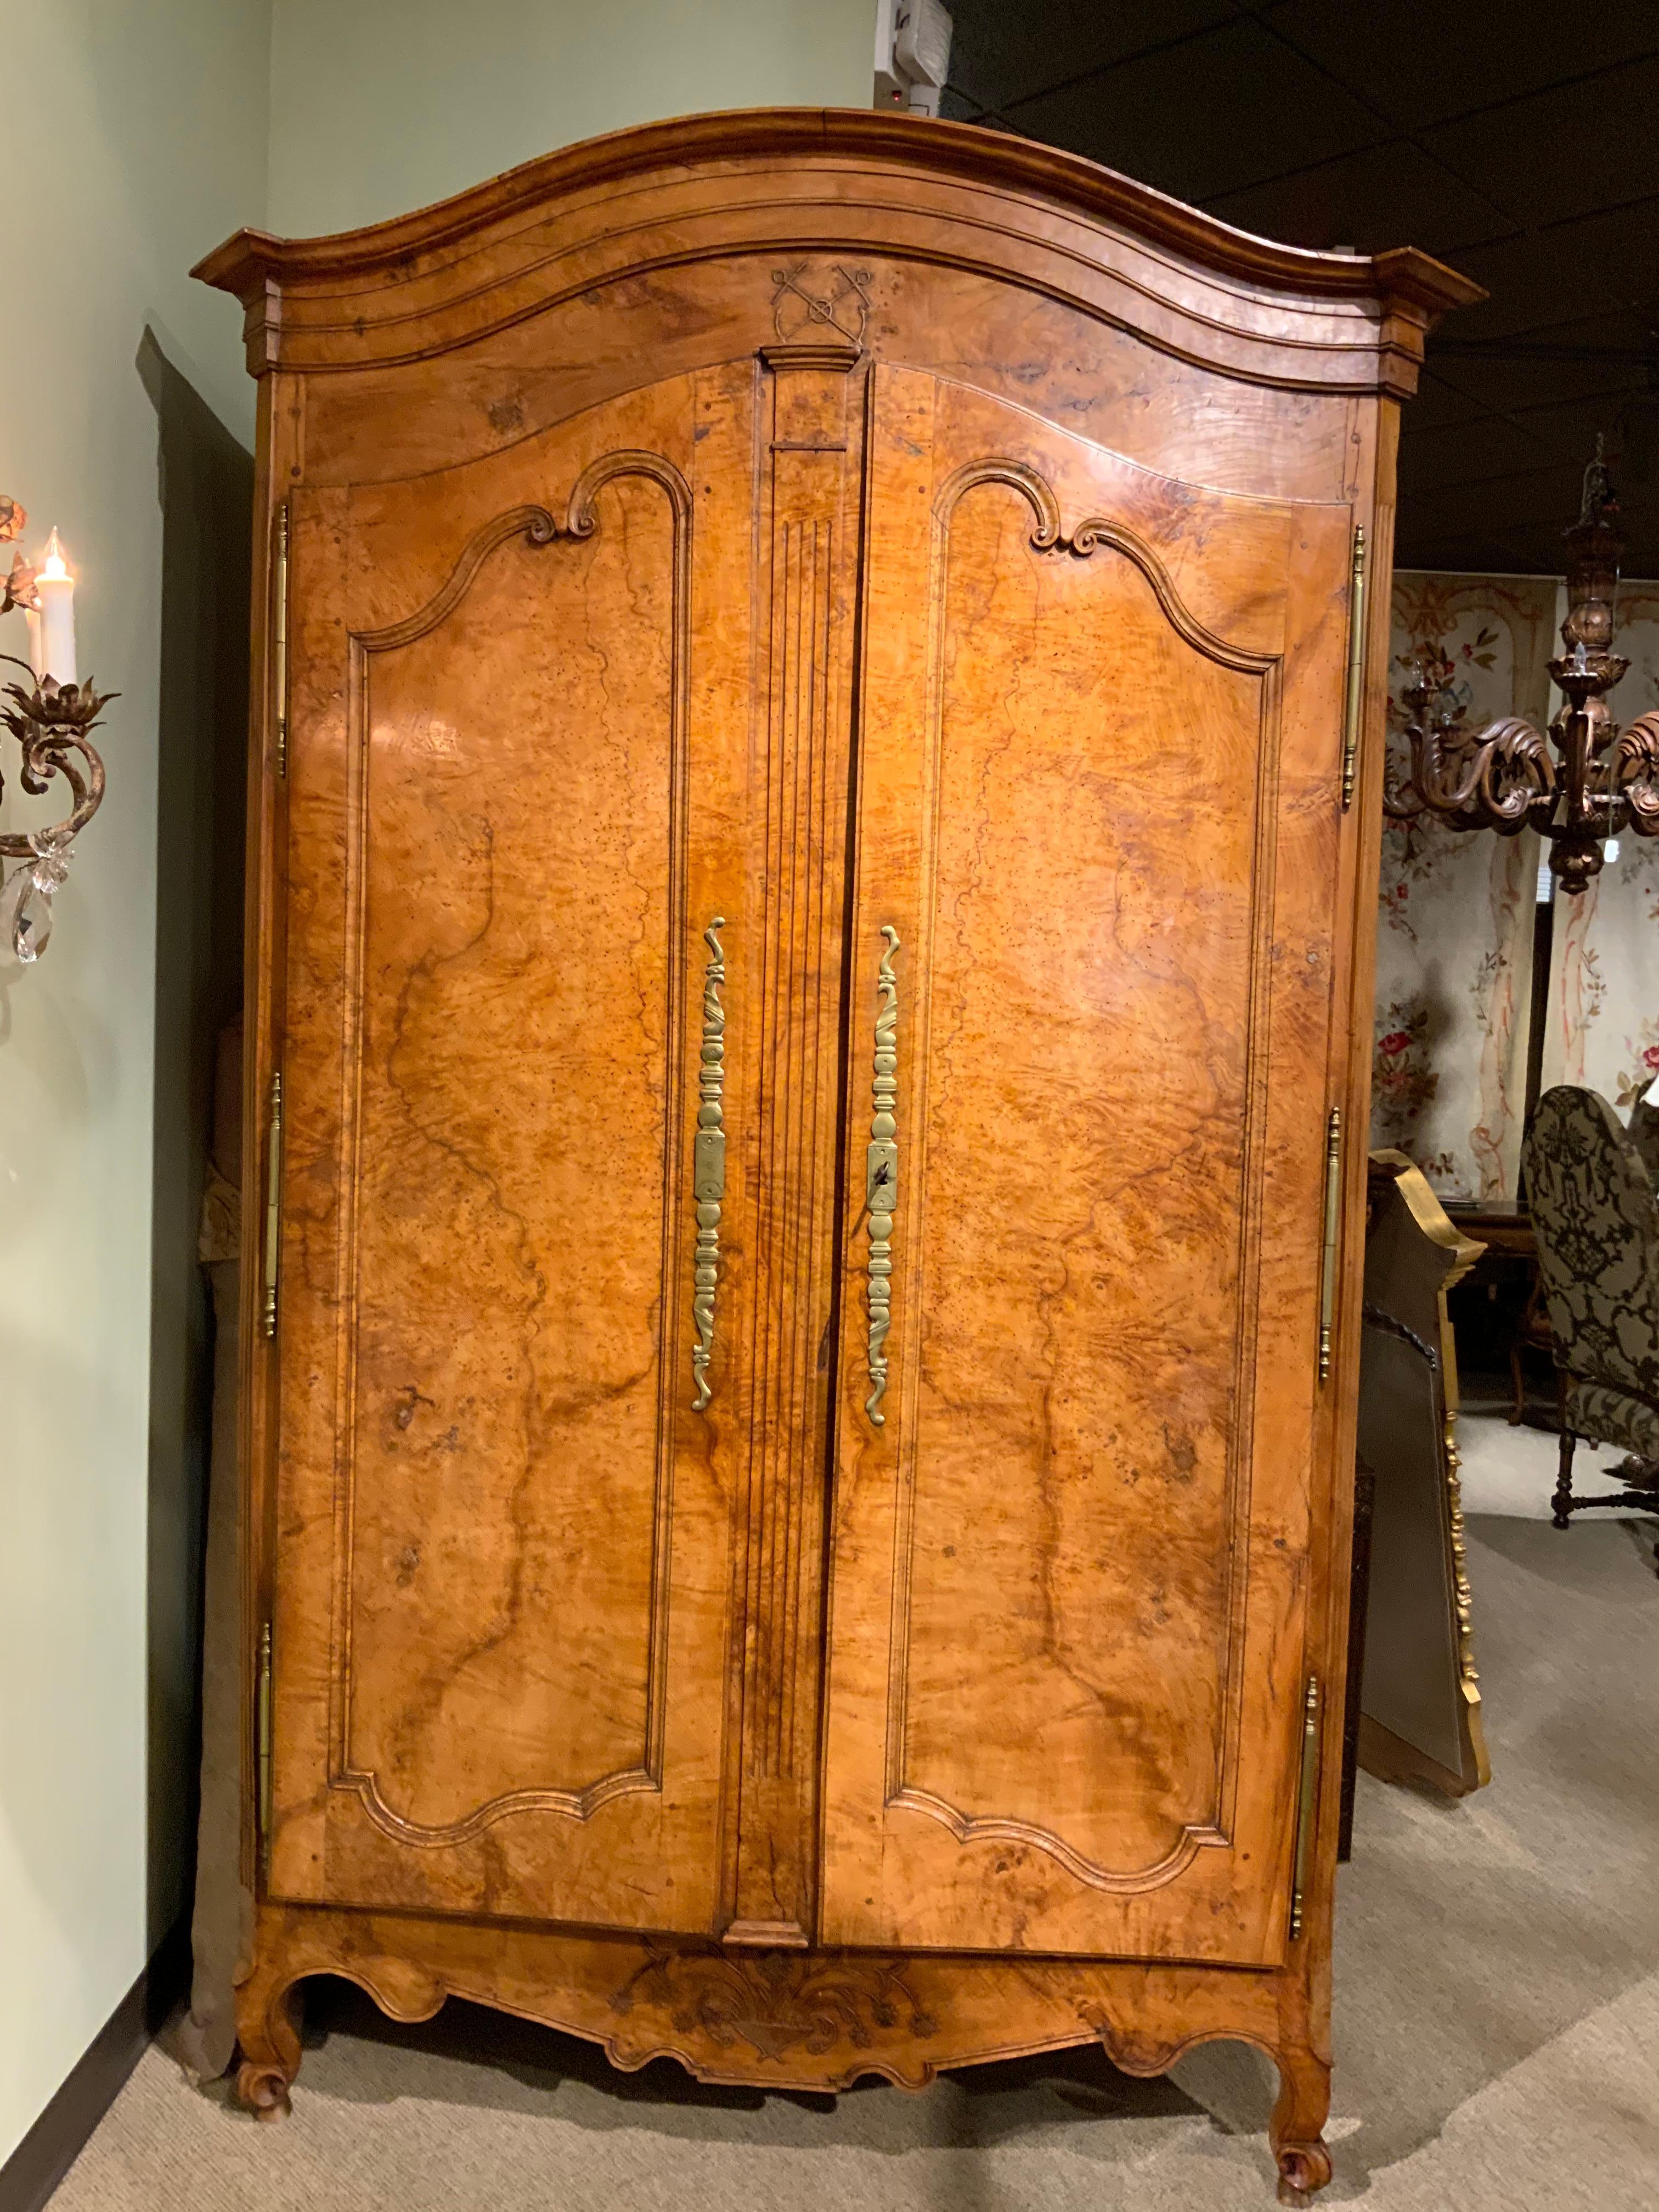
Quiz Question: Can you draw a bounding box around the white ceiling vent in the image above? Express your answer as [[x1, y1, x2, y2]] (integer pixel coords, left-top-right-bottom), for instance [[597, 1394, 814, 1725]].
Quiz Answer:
[[873, 0, 953, 118]]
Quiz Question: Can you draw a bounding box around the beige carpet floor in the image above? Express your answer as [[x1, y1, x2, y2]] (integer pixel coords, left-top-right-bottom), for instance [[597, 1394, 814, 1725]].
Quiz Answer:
[[47, 1515, 1659, 2210], [1454, 1395, 1630, 1519]]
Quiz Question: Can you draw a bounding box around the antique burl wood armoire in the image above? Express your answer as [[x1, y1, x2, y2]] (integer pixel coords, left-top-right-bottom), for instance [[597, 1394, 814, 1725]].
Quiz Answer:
[[196, 110, 1476, 2199]]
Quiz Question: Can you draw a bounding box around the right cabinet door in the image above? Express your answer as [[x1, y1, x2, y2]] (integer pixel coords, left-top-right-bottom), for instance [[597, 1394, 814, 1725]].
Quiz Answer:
[[820, 366, 1353, 1963]]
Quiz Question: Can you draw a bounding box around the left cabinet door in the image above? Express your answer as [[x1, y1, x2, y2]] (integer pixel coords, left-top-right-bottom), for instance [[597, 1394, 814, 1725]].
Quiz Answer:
[[264, 368, 756, 1931]]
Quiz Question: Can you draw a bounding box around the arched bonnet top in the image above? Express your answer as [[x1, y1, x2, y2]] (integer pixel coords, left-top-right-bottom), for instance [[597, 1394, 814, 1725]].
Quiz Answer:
[[194, 106, 1482, 396]]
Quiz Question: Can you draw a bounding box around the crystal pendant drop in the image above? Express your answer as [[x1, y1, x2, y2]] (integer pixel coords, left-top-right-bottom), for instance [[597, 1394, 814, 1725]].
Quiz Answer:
[[10, 871, 55, 961], [0, 864, 31, 957], [3, 832, 73, 964]]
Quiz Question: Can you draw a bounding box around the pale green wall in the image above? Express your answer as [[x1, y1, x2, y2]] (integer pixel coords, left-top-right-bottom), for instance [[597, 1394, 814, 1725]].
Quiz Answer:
[[0, 0, 267, 2172], [267, 0, 873, 235], [1, 0, 876, 2172]]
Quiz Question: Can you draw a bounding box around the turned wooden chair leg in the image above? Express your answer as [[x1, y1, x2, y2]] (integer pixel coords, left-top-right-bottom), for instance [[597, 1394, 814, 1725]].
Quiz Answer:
[[1508, 1332, 1527, 1426], [1551, 1372, 1575, 1531]]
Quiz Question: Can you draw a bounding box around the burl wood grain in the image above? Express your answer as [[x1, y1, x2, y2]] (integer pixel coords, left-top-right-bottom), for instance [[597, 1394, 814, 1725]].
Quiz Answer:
[[820, 368, 1343, 1962], [198, 108, 1476, 2199], [350, 467, 681, 1828], [234, 1898, 1329, 2171], [269, 368, 759, 1929]]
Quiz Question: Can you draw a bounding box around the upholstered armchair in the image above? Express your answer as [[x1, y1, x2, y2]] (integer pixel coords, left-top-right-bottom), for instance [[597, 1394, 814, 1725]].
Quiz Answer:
[[1522, 1086, 1659, 1544], [1626, 1096, 1659, 1184]]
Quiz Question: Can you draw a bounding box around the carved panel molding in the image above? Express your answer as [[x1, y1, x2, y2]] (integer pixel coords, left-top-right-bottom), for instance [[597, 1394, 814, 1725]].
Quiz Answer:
[[877, 452, 1286, 1895], [932, 456, 1287, 675], [326, 448, 693, 1847]]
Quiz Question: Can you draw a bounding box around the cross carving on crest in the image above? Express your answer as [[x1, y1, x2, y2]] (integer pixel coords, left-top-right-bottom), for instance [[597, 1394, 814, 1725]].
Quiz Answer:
[[770, 263, 872, 347]]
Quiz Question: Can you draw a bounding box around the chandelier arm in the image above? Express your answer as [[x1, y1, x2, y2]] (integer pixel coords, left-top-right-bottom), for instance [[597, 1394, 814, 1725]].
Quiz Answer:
[[1380, 722, 1431, 820], [1472, 716, 1556, 825], [1610, 709, 1659, 835], [1415, 714, 1552, 825], [1380, 781, 1425, 821]]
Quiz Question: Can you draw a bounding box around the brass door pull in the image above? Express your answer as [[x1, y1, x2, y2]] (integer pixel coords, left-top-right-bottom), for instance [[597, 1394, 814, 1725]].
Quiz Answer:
[[866, 925, 900, 1424], [692, 918, 726, 1410]]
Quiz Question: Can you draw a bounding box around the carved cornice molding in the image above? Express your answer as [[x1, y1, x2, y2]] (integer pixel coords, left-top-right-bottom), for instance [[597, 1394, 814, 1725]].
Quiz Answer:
[[195, 110, 1479, 397], [195, 109, 1476, 318]]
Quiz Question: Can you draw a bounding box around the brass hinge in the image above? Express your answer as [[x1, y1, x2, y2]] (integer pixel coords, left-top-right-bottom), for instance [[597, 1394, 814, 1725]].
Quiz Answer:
[[1317, 1105, 1342, 1384], [262, 1069, 283, 1339], [1340, 523, 1367, 810], [273, 503, 290, 780], [256, 1620, 274, 1876], [1289, 1674, 1322, 1940]]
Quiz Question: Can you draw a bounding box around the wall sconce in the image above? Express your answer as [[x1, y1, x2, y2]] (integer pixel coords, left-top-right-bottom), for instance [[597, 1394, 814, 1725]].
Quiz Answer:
[[1, 495, 114, 963]]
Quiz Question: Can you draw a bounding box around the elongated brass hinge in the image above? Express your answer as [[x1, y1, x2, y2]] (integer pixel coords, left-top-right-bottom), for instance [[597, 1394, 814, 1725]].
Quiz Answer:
[[262, 1069, 283, 1339], [1289, 1675, 1322, 1939], [273, 503, 290, 779], [1317, 1105, 1342, 1384], [1340, 524, 1367, 810], [256, 1620, 273, 1875]]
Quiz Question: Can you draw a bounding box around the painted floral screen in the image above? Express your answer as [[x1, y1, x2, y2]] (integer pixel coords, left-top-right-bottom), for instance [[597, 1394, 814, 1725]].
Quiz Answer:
[[1373, 572, 1659, 1199]]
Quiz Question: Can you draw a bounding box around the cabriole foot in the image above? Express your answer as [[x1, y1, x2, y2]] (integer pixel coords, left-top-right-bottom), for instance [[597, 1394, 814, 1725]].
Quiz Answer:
[[236, 2061, 293, 2120], [234, 1968, 303, 2118], [1276, 2141, 1334, 2205], [1270, 2044, 1332, 2202]]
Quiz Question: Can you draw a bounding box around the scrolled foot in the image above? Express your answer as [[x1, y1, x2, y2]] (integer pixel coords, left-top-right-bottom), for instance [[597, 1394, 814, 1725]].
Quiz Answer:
[[236, 2061, 293, 2120], [234, 1966, 303, 2118], [1270, 2041, 1332, 2202], [1276, 2138, 1333, 2204]]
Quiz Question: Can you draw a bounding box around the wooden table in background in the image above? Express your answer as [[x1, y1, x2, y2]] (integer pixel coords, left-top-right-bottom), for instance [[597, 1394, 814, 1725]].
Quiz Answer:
[[1442, 1198, 1553, 1426]]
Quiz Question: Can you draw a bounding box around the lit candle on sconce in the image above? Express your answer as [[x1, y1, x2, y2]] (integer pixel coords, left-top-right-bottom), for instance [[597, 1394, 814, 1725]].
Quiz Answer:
[[35, 529, 77, 686], [0, 496, 113, 969]]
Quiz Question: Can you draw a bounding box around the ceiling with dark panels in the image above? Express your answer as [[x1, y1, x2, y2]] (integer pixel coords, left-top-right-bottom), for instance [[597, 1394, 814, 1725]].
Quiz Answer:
[[941, 1, 1659, 575]]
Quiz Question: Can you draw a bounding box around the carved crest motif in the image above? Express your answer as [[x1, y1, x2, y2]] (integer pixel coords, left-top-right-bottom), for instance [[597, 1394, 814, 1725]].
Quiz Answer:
[[611, 1945, 935, 2062], [770, 262, 871, 347]]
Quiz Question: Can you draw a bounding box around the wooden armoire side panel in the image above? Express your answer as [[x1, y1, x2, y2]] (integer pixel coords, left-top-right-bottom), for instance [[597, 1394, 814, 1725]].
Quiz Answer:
[[269, 366, 758, 1931], [821, 368, 1352, 1962]]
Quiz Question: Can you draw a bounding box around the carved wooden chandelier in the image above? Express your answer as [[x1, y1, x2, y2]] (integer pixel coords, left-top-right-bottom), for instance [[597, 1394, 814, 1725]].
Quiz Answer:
[[1385, 443, 1659, 894], [1, 494, 114, 961]]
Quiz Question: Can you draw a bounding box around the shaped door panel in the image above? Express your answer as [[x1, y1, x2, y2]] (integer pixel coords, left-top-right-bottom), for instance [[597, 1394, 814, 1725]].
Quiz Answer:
[[820, 368, 1351, 1963], [269, 368, 756, 1930]]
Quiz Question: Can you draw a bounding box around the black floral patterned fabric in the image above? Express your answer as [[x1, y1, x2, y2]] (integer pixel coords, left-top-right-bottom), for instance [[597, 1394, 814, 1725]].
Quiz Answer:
[[1565, 1380, 1659, 1463], [1626, 1098, 1659, 1187], [1523, 1086, 1659, 1453]]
